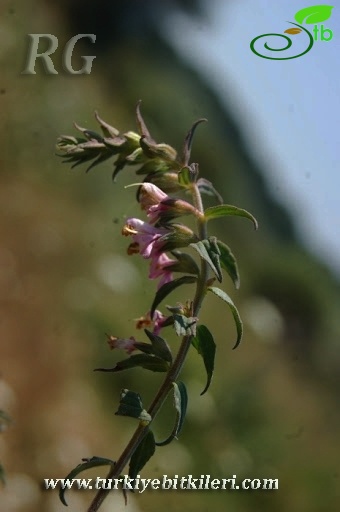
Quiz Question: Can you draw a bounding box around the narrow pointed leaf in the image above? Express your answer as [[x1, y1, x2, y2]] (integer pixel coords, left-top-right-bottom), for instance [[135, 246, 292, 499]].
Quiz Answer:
[[207, 287, 243, 349], [129, 430, 156, 479], [85, 151, 115, 173], [190, 240, 222, 282], [197, 178, 223, 204], [94, 354, 169, 373], [204, 205, 258, 230], [132, 341, 155, 356], [181, 118, 207, 165], [59, 456, 115, 506], [115, 389, 151, 423], [150, 275, 197, 319], [294, 5, 333, 24], [136, 100, 153, 140], [174, 381, 188, 437], [94, 111, 119, 138], [144, 329, 173, 364], [216, 240, 240, 289], [156, 381, 188, 446], [204, 237, 222, 281], [192, 325, 216, 395]]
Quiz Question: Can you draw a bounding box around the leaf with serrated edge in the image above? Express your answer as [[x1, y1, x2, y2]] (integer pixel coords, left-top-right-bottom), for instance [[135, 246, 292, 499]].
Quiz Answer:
[[150, 276, 197, 318], [207, 287, 243, 349], [59, 457, 115, 506], [216, 240, 240, 289], [204, 205, 258, 230], [156, 381, 188, 446], [192, 325, 216, 395], [190, 241, 222, 282], [129, 430, 156, 479]]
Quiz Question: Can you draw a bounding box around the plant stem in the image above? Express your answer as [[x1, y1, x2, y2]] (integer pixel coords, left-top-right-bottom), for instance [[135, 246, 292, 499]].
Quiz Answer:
[[87, 184, 208, 512]]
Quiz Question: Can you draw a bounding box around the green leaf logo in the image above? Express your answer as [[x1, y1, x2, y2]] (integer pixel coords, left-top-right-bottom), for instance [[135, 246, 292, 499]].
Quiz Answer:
[[294, 5, 333, 24]]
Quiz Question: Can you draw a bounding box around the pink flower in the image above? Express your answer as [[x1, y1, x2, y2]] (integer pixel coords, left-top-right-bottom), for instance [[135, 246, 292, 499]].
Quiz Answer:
[[149, 252, 175, 289], [106, 335, 137, 354], [152, 309, 169, 335], [122, 218, 168, 258], [135, 310, 169, 335], [139, 183, 199, 224], [139, 183, 167, 211]]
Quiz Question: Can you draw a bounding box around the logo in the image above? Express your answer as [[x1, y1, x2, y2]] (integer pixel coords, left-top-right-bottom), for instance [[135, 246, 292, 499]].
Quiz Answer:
[[250, 5, 333, 60]]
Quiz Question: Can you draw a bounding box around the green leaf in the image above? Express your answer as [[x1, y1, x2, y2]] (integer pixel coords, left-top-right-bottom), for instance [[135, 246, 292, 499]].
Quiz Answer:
[[174, 381, 188, 437], [178, 163, 199, 186], [207, 287, 243, 349], [59, 456, 115, 506], [295, 5, 333, 24], [115, 389, 152, 423], [173, 314, 197, 337], [204, 205, 258, 230], [197, 178, 223, 204], [150, 275, 197, 318], [169, 250, 200, 276], [181, 119, 207, 166], [204, 237, 222, 280], [129, 430, 156, 480], [190, 239, 222, 282], [178, 166, 192, 186], [156, 381, 188, 446], [132, 341, 155, 356], [95, 354, 169, 374], [192, 325, 216, 395], [144, 329, 173, 364], [216, 240, 240, 289]]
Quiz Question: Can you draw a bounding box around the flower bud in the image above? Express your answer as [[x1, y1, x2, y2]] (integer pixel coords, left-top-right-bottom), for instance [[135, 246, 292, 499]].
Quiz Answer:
[[106, 335, 137, 354]]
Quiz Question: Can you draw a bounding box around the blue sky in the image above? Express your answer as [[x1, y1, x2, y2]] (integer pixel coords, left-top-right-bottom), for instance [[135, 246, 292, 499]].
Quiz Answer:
[[162, 0, 340, 276]]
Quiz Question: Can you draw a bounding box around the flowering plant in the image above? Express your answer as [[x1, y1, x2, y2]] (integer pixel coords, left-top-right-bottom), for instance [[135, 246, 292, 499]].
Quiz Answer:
[[56, 102, 257, 511]]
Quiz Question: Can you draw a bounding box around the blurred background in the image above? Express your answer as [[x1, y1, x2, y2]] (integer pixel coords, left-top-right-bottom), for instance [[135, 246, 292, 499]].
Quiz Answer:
[[1, 0, 339, 511]]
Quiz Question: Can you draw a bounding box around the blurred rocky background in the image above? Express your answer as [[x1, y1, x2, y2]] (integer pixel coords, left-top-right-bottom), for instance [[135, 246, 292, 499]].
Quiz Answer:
[[1, 0, 339, 511]]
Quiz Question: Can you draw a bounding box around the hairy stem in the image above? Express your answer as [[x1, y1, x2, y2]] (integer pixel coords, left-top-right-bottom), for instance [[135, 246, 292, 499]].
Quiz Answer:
[[87, 183, 208, 512]]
